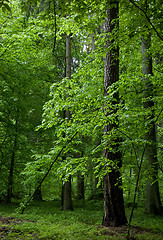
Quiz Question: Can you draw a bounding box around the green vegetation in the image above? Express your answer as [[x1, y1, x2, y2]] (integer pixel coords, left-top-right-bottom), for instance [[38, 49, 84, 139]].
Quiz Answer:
[[0, 0, 162, 239], [0, 200, 163, 240]]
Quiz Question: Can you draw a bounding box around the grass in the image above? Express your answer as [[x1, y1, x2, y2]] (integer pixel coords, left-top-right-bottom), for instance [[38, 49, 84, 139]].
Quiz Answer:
[[0, 200, 163, 239]]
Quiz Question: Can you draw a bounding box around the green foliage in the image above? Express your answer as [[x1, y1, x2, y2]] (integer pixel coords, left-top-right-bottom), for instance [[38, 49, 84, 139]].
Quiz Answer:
[[0, 0, 11, 12], [0, 201, 163, 239], [0, 0, 162, 231]]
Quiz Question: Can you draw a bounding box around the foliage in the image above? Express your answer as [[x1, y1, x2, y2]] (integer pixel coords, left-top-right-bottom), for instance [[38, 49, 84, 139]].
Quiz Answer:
[[0, 0, 162, 233], [0, 201, 163, 239]]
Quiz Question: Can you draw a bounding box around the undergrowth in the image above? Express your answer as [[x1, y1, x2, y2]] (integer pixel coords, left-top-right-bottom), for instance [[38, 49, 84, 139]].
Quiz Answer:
[[0, 200, 162, 240]]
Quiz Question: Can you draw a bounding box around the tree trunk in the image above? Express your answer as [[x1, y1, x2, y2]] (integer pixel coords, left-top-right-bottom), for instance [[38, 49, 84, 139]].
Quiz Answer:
[[33, 186, 42, 201], [63, 34, 73, 211], [77, 172, 84, 200], [102, 2, 127, 227], [141, 31, 162, 215], [63, 175, 73, 210], [7, 120, 18, 203]]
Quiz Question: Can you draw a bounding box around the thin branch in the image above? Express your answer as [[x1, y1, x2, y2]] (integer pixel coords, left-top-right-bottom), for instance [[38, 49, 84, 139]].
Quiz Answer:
[[127, 141, 146, 239], [0, 13, 12, 29], [154, 107, 163, 123], [129, 0, 163, 41], [118, 129, 138, 163], [19, 130, 78, 214], [127, 106, 163, 239], [0, 40, 16, 58]]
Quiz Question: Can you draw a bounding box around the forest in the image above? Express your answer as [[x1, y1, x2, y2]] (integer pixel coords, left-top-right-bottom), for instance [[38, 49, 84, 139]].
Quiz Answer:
[[0, 0, 163, 239]]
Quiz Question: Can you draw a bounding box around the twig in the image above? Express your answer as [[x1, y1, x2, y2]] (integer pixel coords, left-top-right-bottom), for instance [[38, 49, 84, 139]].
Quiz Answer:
[[0, 12, 12, 29], [129, 0, 163, 41]]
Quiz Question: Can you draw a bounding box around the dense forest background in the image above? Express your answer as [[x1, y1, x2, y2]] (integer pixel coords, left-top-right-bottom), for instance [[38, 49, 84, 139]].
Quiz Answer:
[[0, 0, 163, 239]]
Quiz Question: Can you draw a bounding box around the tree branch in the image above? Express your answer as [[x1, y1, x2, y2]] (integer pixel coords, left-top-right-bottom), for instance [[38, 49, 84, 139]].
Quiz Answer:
[[19, 130, 78, 214], [129, 0, 163, 41], [127, 106, 163, 239]]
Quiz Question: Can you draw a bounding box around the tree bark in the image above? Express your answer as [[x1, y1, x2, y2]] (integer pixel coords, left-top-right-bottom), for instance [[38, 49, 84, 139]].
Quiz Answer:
[[102, 2, 127, 227], [141, 31, 162, 215], [63, 34, 73, 211], [63, 175, 73, 210]]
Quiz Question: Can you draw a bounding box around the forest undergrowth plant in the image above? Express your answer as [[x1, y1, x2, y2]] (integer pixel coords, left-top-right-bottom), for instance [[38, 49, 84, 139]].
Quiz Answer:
[[0, 201, 163, 240]]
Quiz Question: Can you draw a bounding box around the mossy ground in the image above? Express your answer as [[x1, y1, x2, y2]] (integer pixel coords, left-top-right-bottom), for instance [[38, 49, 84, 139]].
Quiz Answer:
[[0, 200, 162, 239]]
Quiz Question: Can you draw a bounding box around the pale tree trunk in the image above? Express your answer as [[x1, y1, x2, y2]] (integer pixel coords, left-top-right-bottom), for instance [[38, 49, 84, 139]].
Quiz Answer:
[[102, 2, 127, 227], [63, 34, 73, 211], [141, 31, 162, 215]]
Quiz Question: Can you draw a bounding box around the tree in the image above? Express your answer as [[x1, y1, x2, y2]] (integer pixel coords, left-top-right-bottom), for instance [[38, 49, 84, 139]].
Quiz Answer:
[[102, 1, 127, 227], [141, 27, 162, 214], [63, 33, 74, 211], [0, 3, 53, 202], [119, 0, 162, 217]]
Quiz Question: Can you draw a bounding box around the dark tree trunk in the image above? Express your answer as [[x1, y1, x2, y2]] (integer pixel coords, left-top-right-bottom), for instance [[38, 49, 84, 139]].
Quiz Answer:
[[77, 172, 84, 200], [102, 2, 127, 227], [63, 175, 73, 210], [7, 145, 16, 203], [7, 120, 18, 203], [33, 186, 42, 201], [141, 31, 162, 215]]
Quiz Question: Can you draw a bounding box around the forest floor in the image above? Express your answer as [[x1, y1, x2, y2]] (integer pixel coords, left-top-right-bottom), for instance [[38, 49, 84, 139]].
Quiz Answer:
[[0, 200, 163, 240]]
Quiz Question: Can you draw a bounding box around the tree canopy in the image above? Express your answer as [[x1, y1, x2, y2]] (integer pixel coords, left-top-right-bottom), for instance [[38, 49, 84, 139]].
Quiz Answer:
[[0, 0, 162, 235]]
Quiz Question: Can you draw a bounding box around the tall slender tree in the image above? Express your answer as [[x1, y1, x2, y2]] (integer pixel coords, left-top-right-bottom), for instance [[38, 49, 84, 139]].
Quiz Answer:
[[102, 1, 127, 226], [7, 116, 18, 203], [63, 34, 73, 211]]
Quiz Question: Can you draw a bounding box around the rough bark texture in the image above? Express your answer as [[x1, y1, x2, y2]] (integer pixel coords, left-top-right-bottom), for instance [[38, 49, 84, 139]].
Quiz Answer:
[[141, 32, 162, 215], [102, 2, 127, 227]]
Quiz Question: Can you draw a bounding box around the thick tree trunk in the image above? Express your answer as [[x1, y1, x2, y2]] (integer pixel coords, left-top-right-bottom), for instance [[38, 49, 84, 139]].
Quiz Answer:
[[63, 175, 73, 210], [102, 2, 127, 227], [63, 34, 73, 211], [141, 32, 162, 215]]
